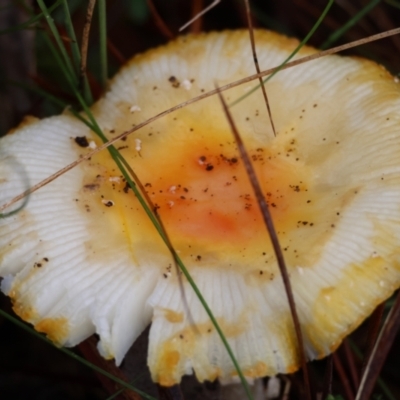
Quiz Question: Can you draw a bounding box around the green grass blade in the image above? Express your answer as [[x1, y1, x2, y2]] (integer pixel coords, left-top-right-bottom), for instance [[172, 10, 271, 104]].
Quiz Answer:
[[37, 0, 79, 88], [72, 95, 254, 398], [230, 0, 335, 107], [60, 0, 93, 104], [37, 42, 254, 394], [61, 0, 81, 73], [41, 32, 79, 93], [0, 0, 64, 35], [98, 0, 108, 88], [384, 0, 400, 10], [5, 80, 96, 132], [320, 0, 382, 50], [6, 79, 68, 109], [0, 309, 157, 400], [67, 90, 254, 398], [0, 186, 29, 218]]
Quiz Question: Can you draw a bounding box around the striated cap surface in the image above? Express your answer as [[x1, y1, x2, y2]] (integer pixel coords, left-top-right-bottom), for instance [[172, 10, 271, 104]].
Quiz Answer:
[[1, 30, 400, 385]]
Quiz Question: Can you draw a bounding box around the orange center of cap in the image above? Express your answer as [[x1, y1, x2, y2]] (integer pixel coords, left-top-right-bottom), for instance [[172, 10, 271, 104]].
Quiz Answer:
[[82, 115, 332, 269], [140, 137, 309, 246]]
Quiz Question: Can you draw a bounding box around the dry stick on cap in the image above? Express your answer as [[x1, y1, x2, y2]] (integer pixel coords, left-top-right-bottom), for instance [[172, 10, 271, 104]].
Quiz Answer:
[[1, 27, 400, 215], [2, 30, 400, 388], [215, 85, 311, 400]]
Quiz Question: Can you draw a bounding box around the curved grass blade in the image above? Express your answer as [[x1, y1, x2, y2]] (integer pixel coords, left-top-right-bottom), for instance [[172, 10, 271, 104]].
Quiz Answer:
[[0, 156, 29, 218], [320, 0, 382, 50]]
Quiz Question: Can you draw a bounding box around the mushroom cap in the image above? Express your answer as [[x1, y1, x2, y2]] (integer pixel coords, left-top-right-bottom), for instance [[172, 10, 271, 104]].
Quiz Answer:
[[2, 30, 400, 385]]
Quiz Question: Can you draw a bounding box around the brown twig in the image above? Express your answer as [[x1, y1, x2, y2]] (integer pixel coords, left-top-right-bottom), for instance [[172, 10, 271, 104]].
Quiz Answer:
[[360, 302, 385, 378], [333, 351, 355, 400], [343, 338, 359, 392], [282, 375, 292, 400], [80, 0, 96, 90], [2, 27, 400, 213], [179, 0, 220, 32], [78, 337, 142, 400], [157, 385, 185, 400], [146, 0, 175, 40], [321, 355, 333, 400], [244, 0, 276, 137], [355, 292, 400, 400], [107, 38, 127, 65], [215, 86, 312, 400]]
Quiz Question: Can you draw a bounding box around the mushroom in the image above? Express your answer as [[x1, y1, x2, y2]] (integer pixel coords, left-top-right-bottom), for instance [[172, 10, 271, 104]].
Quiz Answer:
[[1, 30, 400, 386]]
